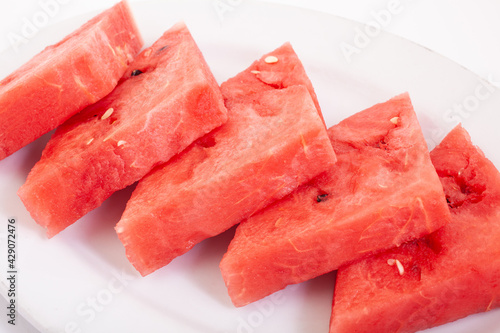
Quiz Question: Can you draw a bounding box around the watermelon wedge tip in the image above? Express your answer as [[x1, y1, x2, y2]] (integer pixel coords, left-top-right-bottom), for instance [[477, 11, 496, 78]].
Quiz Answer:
[[330, 124, 500, 333], [220, 93, 452, 307], [18, 22, 228, 238], [116, 42, 337, 276], [0, 0, 143, 160]]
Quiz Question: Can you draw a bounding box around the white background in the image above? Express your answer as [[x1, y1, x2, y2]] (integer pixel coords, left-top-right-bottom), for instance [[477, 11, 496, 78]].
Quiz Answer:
[[1, 0, 500, 86], [1, 0, 500, 332]]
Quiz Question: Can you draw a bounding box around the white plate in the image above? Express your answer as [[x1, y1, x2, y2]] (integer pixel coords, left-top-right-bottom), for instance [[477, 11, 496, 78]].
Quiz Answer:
[[1, 1, 500, 332]]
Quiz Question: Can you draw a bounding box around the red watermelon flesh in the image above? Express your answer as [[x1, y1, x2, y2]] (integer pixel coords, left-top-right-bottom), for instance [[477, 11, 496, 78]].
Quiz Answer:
[[221, 42, 324, 123], [0, 1, 143, 160], [18, 22, 228, 238], [220, 93, 451, 307], [116, 43, 336, 276], [329, 125, 500, 333]]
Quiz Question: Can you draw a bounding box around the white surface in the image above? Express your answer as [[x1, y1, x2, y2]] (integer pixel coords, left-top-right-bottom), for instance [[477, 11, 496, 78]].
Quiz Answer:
[[1, 0, 500, 85], [0, 0, 500, 332]]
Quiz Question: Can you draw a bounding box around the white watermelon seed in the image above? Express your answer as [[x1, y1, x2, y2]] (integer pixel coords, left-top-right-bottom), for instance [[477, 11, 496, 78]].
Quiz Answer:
[[117, 140, 126, 147], [395, 259, 405, 275], [251, 70, 261, 74], [101, 108, 114, 120], [387, 259, 404, 275], [86, 138, 94, 145], [390, 117, 399, 125], [264, 56, 278, 64]]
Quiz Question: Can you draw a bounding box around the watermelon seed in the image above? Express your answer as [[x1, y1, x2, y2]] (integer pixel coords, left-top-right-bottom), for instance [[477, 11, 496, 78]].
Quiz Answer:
[[316, 194, 328, 202], [157, 45, 169, 53], [264, 56, 279, 64], [396, 260, 405, 275], [101, 108, 114, 120], [131, 69, 143, 77], [387, 258, 405, 275], [117, 140, 126, 147], [86, 138, 94, 145], [251, 70, 261, 74], [390, 117, 399, 125]]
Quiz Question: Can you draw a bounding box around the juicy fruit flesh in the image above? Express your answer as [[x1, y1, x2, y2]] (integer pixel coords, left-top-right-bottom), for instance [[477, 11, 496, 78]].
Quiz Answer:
[[117, 85, 335, 276], [0, 1, 143, 160], [116, 43, 336, 276], [221, 42, 323, 122], [330, 125, 500, 333], [17, 22, 227, 237], [220, 93, 451, 307]]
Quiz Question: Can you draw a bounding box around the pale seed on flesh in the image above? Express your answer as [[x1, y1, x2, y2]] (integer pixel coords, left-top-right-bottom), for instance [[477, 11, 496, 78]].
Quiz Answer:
[[101, 108, 114, 120], [390, 117, 399, 125], [387, 259, 404, 275], [264, 56, 278, 64]]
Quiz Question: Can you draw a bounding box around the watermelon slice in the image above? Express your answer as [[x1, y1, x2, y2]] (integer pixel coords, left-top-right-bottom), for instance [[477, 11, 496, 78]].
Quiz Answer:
[[220, 93, 452, 307], [115, 43, 337, 276], [0, 1, 143, 160], [329, 125, 500, 333], [18, 22, 228, 237]]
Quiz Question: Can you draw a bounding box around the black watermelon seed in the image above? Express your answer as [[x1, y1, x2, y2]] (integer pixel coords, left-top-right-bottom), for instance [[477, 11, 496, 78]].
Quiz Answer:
[[131, 69, 143, 77], [316, 194, 328, 202], [157, 45, 169, 53]]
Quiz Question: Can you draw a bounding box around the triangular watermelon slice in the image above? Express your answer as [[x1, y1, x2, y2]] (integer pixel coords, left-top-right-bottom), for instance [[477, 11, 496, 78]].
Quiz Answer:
[[220, 93, 452, 307], [18, 22, 228, 237], [329, 124, 500, 333], [0, 1, 143, 160], [115, 43, 337, 276]]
